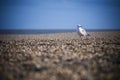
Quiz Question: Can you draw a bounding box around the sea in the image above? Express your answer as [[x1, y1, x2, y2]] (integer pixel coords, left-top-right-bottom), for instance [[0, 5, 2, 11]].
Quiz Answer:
[[0, 29, 119, 34]]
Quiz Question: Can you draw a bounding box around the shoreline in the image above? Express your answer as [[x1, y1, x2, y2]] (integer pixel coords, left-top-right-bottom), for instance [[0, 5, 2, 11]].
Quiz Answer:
[[0, 31, 120, 40]]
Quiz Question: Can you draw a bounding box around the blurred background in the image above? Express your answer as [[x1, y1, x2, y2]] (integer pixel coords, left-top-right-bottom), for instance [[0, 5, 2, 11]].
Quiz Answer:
[[0, 0, 120, 30]]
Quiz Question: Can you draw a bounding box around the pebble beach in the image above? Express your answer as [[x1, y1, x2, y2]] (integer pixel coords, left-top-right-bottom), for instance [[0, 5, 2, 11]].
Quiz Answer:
[[0, 31, 120, 80]]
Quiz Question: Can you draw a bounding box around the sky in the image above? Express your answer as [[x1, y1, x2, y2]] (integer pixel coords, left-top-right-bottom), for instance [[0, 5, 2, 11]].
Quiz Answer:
[[0, 0, 120, 29]]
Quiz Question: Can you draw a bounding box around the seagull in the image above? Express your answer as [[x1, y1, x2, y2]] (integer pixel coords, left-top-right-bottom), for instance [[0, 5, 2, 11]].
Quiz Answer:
[[77, 24, 87, 36]]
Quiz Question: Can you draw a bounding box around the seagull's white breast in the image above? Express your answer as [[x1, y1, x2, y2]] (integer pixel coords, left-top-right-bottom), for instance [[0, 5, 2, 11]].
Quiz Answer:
[[79, 27, 87, 36]]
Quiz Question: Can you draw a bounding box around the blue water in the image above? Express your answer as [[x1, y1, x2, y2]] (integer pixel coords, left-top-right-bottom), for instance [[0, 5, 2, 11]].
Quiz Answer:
[[0, 29, 119, 34]]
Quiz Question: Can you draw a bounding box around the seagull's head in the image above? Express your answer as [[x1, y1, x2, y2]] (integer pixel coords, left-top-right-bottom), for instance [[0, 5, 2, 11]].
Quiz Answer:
[[77, 24, 82, 27], [77, 24, 82, 29]]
